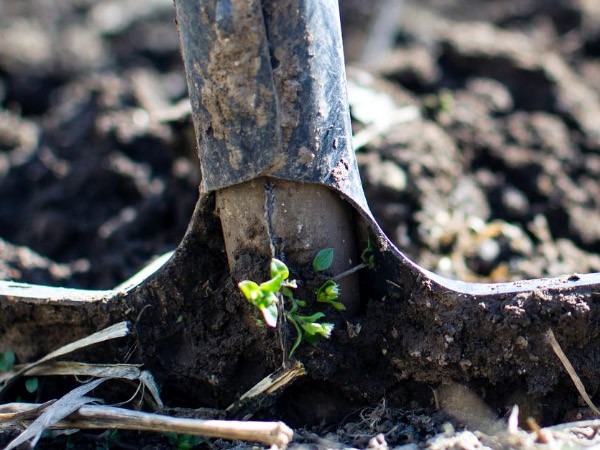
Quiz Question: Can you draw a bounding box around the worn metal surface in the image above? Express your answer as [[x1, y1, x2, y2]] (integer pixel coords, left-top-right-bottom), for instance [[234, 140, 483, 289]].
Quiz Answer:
[[174, 0, 368, 213]]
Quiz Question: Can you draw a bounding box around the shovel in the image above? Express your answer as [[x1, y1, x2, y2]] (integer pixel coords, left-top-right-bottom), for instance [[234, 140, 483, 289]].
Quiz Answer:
[[2, 0, 600, 414]]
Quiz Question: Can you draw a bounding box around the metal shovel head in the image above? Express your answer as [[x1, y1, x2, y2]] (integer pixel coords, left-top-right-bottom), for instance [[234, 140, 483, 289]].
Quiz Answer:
[[175, 0, 368, 211], [175, 0, 600, 300]]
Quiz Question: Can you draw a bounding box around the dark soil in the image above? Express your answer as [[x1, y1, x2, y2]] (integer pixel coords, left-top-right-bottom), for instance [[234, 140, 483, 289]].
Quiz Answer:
[[2, 0, 600, 448]]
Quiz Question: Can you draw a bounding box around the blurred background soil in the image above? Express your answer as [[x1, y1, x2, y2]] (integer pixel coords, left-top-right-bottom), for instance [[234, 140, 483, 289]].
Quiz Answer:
[[1, 0, 600, 448]]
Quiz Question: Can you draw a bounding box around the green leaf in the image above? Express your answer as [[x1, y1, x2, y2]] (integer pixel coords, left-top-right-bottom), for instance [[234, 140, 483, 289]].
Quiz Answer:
[[330, 301, 346, 311], [260, 275, 284, 294], [25, 377, 38, 394], [313, 248, 334, 272], [238, 280, 261, 303], [361, 239, 375, 269], [316, 280, 343, 309], [270, 258, 289, 280], [0, 350, 16, 372], [260, 302, 279, 328], [301, 321, 334, 338], [297, 312, 325, 323], [240, 279, 279, 328], [164, 432, 178, 441], [259, 259, 290, 293], [256, 292, 279, 327], [165, 432, 204, 450], [303, 333, 319, 346]]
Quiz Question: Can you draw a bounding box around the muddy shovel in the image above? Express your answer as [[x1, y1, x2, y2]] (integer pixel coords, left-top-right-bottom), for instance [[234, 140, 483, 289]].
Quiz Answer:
[[2, 0, 600, 415]]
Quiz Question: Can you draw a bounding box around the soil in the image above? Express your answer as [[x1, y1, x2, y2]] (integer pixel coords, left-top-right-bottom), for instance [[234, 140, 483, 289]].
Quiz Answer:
[[2, 0, 600, 448]]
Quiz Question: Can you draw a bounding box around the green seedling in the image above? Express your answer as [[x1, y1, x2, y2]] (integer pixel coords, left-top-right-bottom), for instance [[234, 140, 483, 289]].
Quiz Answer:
[[25, 377, 38, 394], [238, 245, 377, 357], [238, 254, 338, 358], [313, 248, 334, 272], [283, 283, 335, 357], [238, 258, 292, 327], [361, 238, 375, 270], [316, 280, 344, 311], [0, 349, 15, 372]]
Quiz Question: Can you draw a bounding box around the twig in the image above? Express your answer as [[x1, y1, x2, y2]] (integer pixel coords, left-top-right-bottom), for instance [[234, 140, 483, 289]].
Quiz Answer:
[[226, 361, 306, 418], [546, 328, 600, 416], [333, 263, 367, 281], [527, 417, 553, 444], [21, 361, 163, 410], [0, 403, 293, 448]]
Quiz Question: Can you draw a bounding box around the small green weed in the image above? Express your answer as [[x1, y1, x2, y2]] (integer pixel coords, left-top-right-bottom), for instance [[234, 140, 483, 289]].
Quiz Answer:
[[25, 377, 38, 394], [164, 432, 204, 450], [0, 349, 15, 372], [313, 248, 334, 272], [316, 279, 344, 310], [239, 251, 342, 358], [361, 238, 375, 270], [239, 245, 374, 358]]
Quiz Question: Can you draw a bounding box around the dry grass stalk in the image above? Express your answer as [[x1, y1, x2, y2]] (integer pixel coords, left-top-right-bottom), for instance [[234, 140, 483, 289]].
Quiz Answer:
[[22, 361, 163, 410], [546, 328, 600, 417], [0, 321, 131, 395], [0, 402, 293, 448], [3, 378, 106, 449], [226, 360, 306, 416]]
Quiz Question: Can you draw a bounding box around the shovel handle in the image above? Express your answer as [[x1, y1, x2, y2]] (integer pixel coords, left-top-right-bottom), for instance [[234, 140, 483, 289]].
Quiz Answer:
[[174, 0, 368, 211]]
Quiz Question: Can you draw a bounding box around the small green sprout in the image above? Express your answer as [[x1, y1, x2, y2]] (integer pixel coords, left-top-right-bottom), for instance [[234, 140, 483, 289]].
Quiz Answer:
[[313, 248, 334, 272], [238, 258, 291, 327], [316, 280, 344, 310], [298, 313, 333, 339], [25, 377, 38, 394], [438, 89, 454, 114], [238, 255, 338, 358], [361, 238, 375, 270], [0, 350, 15, 372], [238, 279, 279, 327]]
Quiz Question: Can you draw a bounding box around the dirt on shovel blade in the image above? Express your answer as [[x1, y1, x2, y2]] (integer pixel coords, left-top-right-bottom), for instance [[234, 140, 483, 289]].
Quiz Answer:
[[2, 0, 600, 448]]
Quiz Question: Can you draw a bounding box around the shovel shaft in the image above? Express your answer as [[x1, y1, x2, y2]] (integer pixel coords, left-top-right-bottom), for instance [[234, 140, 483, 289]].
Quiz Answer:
[[174, 0, 365, 311], [174, 0, 368, 211]]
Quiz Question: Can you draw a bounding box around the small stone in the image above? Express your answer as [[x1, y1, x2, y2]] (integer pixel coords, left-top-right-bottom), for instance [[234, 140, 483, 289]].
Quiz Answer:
[[501, 186, 530, 218]]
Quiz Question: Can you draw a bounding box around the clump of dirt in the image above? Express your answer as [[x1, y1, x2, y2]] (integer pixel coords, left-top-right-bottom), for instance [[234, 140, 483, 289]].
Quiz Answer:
[[2, 0, 600, 448], [353, 0, 600, 283]]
